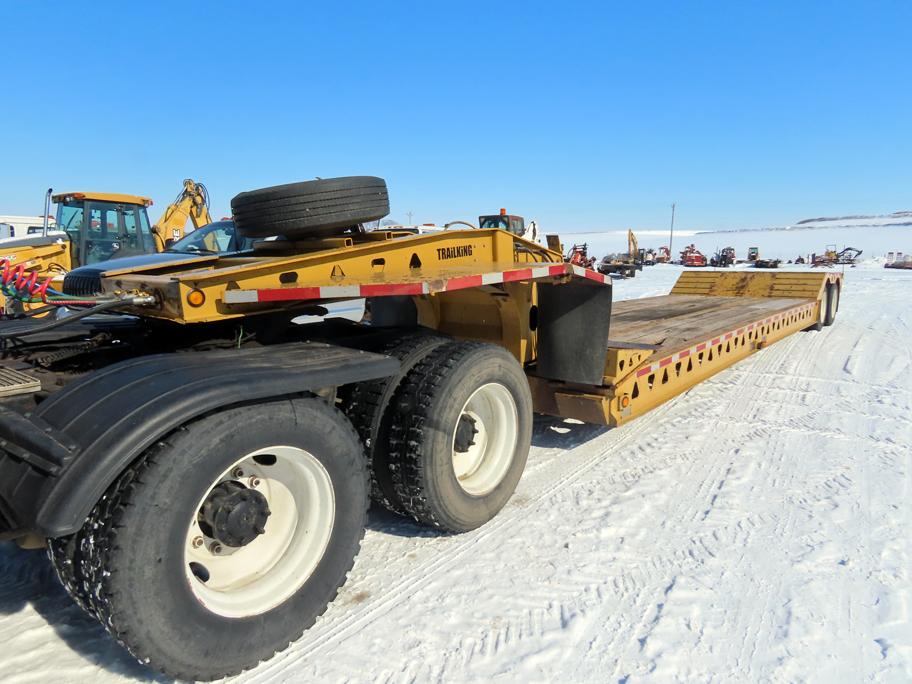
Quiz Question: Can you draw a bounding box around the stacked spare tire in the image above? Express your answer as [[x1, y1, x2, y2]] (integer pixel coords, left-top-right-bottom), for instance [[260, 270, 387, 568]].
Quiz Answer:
[[231, 176, 390, 238]]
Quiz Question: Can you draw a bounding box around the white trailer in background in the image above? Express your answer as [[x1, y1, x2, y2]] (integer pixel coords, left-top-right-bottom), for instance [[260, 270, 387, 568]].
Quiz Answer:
[[0, 215, 57, 241]]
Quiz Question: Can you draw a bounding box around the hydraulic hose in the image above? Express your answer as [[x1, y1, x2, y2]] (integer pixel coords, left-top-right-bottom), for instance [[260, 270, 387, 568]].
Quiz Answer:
[[0, 299, 129, 339]]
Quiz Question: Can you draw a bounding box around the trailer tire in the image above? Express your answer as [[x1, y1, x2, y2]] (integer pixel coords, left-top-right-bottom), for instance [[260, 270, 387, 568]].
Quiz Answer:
[[387, 341, 533, 532], [823, 282, 838, 326], [48, 397, 368, 682], [231, 176, 390, 239], [47, 533, 93, 614], [807, 288, 829, 332], [339, 330, 450, 515]]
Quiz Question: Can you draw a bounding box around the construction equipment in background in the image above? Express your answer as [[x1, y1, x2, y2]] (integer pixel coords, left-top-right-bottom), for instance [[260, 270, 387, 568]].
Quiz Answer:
[[753, 258, 781, 268], [710, 247, 736, 268], [597, 230, 642, 278], [639, 247, 657, 266], [654, 245, 672, 263], [478, 208, 541, 243], [152, 179, 212, 250], [885, 252, 912, 269], [812, 245, 862, 267], [747, 247, 759, 263], [0, 180, 211, 312], [566, 242, 596, 268], [0, 175, 844, 681], [680, 243, 707, 267], [387, 211, 541, 244]]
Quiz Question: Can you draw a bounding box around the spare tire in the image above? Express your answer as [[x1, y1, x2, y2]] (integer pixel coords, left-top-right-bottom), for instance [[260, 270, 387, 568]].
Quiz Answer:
[[231, 176, 389, 239]]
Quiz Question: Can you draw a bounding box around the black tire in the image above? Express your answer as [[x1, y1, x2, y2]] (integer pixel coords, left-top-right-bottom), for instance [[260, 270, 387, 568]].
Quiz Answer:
[[807, 286, 829, 331], [823, 282, 838, 326], [387, 341, 533, 532], [48, 397, 368, 682], [338, 331, 450, 515], [231, 176, 390, 239], [47, 534, 92, 614]]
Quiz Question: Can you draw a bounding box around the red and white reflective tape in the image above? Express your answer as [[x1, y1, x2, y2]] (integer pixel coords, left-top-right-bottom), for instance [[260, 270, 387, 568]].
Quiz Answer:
[[634, 301, 817, 379], [222, 262, 607, 304]]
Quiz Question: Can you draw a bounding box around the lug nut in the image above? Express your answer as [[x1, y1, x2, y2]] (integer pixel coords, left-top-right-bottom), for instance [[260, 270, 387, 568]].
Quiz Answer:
[[248, 476, 261, 488], [191, 536, 204, 548], [210, 543, 223, 555], [232, 468, 244, 478]]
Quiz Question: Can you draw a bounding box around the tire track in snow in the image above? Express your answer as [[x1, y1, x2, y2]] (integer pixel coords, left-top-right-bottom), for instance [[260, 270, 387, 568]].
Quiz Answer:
[[599, 321, 828, 681], [270, 325, 829, 682], [242, 399, 686, 682]]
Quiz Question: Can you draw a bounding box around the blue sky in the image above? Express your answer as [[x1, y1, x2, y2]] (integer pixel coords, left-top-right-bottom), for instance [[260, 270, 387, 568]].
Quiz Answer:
[[1, 1, 909, 232]]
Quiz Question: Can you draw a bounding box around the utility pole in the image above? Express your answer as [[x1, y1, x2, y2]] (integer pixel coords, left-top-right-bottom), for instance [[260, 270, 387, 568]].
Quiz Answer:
[[669, 202, 676, 257], [406, 211, 413, 225]]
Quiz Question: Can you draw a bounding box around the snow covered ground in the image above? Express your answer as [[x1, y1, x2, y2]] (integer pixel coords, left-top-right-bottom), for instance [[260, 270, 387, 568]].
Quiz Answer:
[[1, 263, 910, 683]]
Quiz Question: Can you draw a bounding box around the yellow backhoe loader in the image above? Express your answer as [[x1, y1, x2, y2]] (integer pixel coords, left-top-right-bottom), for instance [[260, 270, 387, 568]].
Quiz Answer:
[[0, 180, 211, 311]]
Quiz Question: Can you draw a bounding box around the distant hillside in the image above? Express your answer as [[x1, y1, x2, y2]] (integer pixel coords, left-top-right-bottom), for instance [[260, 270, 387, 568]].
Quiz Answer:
[[795, 211, 912, 225], [703, 211, 912, 235]]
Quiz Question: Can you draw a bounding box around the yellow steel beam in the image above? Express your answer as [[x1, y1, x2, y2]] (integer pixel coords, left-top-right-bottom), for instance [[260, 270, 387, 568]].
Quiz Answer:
[[103, 229, 563, 323]]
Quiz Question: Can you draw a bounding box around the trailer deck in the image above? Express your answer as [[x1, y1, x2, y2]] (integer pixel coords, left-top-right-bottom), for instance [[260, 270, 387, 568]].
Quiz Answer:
[[529, 269, 843, 427], [609, 293, 811, 350]]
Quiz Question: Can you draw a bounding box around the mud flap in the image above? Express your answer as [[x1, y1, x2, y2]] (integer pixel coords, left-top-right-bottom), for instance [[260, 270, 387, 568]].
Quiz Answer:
[[535, 281, 612, 385]]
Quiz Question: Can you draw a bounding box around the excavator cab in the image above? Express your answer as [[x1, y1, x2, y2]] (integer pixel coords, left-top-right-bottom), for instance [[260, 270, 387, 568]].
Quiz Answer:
[[53, 192, 157, 267], [479, 209, 525, 237]]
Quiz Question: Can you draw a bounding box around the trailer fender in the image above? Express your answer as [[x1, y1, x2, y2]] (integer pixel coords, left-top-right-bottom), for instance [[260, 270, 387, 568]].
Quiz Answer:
[[0, 342, 398, 538]]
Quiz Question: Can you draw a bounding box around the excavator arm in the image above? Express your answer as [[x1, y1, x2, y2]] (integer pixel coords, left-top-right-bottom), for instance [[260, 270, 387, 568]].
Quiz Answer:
[[152, 179, 212, 251]]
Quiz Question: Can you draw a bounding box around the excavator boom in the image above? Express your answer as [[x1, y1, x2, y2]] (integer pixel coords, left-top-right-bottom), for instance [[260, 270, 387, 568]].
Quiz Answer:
[[627, 229, 638, 259], [152, 179, 212, 250]]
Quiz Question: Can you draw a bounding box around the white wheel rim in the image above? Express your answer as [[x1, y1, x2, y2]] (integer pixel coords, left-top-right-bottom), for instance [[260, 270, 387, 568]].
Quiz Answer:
[[451, 382, 519, 496], [184, 446, 335, 618]]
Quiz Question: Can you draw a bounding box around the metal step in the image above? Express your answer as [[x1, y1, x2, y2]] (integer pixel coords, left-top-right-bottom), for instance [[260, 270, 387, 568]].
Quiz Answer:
[[0, 367, 41, 398]]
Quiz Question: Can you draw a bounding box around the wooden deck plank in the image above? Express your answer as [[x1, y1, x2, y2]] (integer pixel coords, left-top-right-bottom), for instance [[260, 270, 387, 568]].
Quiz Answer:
[[609, 294, 810, 352]]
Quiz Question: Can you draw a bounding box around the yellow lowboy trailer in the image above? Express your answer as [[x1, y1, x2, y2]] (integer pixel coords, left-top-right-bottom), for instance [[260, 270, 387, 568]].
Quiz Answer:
[[93, 228, 842, 428], [0, 176, 843, 681]]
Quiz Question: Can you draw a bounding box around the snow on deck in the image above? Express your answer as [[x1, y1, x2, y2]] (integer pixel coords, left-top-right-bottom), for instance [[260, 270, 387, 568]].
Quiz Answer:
[[0, 263, 910, 682]]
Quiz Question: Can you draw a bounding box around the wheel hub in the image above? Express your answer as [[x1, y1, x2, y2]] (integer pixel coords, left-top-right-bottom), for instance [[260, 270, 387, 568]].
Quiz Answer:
[[450, 383, 519, 496], [200, 481, 271, 547], [454, 414, 479, 453]]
